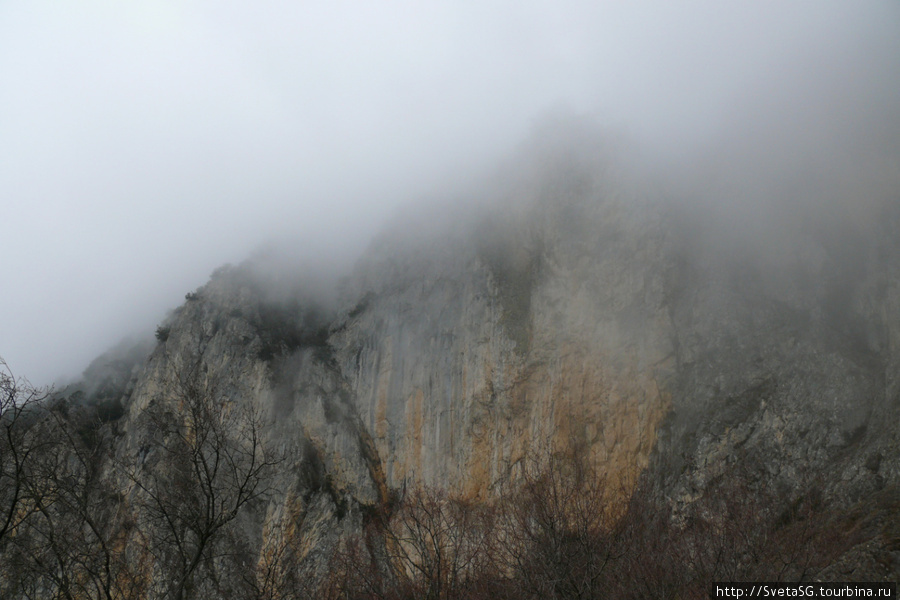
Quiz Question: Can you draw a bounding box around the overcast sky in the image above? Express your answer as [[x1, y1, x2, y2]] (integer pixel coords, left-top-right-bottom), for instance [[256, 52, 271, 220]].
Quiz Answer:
[[2, 1, 898, 385]]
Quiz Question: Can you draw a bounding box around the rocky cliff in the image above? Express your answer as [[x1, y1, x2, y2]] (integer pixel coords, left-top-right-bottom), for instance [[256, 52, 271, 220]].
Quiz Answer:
[[7, 124, 899, 595]]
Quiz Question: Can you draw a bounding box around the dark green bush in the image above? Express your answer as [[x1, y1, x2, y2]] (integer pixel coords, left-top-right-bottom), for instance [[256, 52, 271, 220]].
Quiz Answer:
[[155, 326, 171, 343]]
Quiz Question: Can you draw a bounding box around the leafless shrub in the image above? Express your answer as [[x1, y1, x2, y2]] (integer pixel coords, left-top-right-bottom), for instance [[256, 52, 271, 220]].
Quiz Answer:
[[234, 501, 321, 600], [614, 464, 855, 599], [322, 485, 498, 600], [491, 442, 629, 600], [0, 351, 866, 599], [323, 443, 856, 600], [385, 487, 496, 600], [321, 525, 393, 600]]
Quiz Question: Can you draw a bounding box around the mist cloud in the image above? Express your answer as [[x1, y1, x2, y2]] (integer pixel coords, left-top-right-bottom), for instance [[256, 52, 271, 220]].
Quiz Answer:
[[1, 0, 898, 384]]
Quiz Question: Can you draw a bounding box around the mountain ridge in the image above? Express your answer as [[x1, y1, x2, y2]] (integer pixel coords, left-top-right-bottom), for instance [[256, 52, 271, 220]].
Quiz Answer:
[[4, 124, 899, 595]]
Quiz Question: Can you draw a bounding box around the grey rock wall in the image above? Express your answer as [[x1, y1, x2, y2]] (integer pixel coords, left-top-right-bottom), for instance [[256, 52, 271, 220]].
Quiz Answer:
[[57, 132, 900, 589]]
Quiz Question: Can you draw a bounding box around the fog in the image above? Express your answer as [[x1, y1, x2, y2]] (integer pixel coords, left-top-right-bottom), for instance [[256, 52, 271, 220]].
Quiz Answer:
[[1, 1, 898, 385]]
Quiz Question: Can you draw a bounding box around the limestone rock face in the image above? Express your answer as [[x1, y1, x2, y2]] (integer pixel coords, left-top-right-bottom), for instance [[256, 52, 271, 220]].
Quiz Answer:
[[324, 157, 900, 514], [54, 129, 900, 588], [110, 264, 388, 594], [331, 163, 677, 499], [653, 202, 900, 507]]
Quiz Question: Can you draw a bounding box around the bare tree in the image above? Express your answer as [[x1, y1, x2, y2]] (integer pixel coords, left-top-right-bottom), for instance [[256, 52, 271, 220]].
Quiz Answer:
[[318, 443, 860, 600], [8, 403, 143, 600], [0, 358, 148, 599], [613, 464, 853, 599], [321, 486, 498, 600], [322, 442, 632, 600], [124, 362, 278, 600], [492, 443, 628, 600], [383, 487, 496, 600], [0, 358, 50, 549], [243, 524, 306, 600], [323, 522, 394, 600]]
